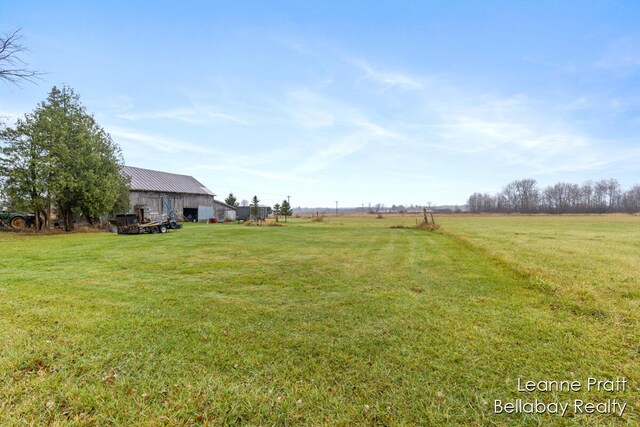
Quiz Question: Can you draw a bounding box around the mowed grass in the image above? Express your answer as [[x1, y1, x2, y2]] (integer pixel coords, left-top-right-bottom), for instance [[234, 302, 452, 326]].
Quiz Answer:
[[0, 215, 638, 426]]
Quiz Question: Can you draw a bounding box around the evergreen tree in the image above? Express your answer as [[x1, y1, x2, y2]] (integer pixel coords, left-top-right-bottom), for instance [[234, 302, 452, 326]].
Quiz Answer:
[[0, 85, 127, 231], [225, 192, 238, 207], [0, 114, 50, 229], [280, 199, 292, 222], [273, 203, 280, 222], [250, 195, 260, 220]]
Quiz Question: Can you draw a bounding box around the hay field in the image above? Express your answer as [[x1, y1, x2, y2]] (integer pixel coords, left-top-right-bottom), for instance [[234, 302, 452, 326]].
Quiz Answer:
[[0, 215, 637, 425]]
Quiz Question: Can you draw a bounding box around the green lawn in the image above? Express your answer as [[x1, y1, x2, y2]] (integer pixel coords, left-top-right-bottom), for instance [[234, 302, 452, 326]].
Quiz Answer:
[[0, 215, 638, 425]]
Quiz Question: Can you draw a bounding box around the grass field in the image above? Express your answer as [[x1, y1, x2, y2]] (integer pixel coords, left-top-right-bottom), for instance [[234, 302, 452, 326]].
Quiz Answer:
[[0, 215, 638, 425]]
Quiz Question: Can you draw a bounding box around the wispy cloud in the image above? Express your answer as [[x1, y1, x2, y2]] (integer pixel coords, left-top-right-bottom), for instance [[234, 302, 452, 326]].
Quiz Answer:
[[559, 96, 593, 111], [190, 163, 318, 184], [107, 126, 219, 155], [352, 59, 423, 90], [284, 89, 405, 174], [293, 135, 368, 174], [291, 118, 403, 174], [290, 106, 335, 129], [104, 45, 640, 202], [431, 107, 636, 175], [595, 36, 640, 72], [117, 107, 248, 125], [0, 110, 22, 123], [118, 109, 201, 124]]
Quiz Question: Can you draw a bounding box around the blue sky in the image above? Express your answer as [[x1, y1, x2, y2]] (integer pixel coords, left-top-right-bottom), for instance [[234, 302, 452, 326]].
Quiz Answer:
[[2, 1, 640, 207]]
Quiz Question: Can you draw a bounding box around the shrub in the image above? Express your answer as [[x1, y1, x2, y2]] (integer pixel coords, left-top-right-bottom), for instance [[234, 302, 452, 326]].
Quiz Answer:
[[416, 221, 440, 231]]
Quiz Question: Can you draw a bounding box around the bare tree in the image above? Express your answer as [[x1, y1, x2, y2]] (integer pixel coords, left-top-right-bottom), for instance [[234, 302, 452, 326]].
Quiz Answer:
[[580, 181, 594, 212], [623, 185, 640, 213], [0, 29, 43, 86], [605, 178, 621, 211], [469, 178, 636, 214], [467, 193, 482, 212], [593, 180, 609, 213], [515, 178, 539, 213]]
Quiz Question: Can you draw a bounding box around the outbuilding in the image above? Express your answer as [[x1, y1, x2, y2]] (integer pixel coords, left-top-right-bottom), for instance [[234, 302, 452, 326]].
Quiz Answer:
[[235, 206, 272, 221], [122, 166, 235, 222]]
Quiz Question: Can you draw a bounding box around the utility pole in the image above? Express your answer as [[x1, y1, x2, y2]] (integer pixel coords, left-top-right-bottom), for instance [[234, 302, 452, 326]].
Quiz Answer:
[[287, 195, 290, 204], [335, 201, 338, 216]]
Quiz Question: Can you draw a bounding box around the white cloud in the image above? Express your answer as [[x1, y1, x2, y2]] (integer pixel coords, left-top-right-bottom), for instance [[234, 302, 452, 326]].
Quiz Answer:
[[107, 126, 219, 155], [293, 135, 368, 174], [117, 107, 248, 125], [118, 109, 200, 124], [291, 107, 335, 129], [291, 117, 403, 174], [352, 59, 423, 90], [191, 163, 318, 184], [596, 36, 640, 72], [0, 111, 22, 123], [432, 107, 635, 176], [560, 96, 592, 111], [352, 118, 403, 141], [283, 89, 405, 174]]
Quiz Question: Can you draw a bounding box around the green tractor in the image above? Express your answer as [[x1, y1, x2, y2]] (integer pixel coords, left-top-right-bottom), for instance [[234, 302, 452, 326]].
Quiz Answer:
[[0, 209, 35, 229]]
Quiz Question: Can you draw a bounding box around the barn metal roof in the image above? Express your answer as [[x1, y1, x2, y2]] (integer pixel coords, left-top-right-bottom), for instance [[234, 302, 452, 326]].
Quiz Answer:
[[122, 166, 216, 196]]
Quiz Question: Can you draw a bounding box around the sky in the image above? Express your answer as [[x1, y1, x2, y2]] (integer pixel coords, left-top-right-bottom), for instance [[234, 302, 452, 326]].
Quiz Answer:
[[1, 1, 640, 207]]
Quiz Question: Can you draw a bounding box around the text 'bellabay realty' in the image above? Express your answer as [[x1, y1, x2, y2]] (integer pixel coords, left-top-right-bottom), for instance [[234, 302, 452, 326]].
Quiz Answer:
[[495, 378, 629, 417]]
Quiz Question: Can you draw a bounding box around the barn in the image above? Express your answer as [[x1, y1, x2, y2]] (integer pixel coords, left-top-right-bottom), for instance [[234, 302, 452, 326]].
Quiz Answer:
[[122, 166, 236, 222]]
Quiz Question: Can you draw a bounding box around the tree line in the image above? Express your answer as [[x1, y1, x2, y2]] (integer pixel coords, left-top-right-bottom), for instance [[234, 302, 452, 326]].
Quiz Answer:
[[224, 193, 293, 222], [0, 86, 129, 230], [467, 178, 640, 214]]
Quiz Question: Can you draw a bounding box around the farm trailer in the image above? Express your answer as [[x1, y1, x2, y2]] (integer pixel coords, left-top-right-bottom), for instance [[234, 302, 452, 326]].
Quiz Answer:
[[111, 214, 182, 235]]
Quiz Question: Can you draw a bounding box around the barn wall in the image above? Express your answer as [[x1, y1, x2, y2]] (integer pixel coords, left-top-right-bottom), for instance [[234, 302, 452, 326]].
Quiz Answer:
[[130, 191, 215, 219], [129, 191, 235, 222], [213, 201, 236, 220]]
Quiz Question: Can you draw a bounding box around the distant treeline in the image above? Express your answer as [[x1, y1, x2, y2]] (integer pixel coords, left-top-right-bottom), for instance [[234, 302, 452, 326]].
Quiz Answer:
[[294, 204, 460, 215], [468, 178, 640, 214]]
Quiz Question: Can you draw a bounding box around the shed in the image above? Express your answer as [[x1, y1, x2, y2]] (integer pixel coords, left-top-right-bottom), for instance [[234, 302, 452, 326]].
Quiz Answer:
[[122, 166, 235, 222], [236, 206, 272, 221]]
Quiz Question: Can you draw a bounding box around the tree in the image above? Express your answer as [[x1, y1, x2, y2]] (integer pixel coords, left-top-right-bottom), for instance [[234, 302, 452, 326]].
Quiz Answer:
[[498, 179, 539, 213], [500, 182, 517, 213], [594, 180, 609, 213], [623, 185, 640, 213], [250, 195, 260, 220], [0, 29, 43, 86], [467, 193, 483, 212], [0, 114, 50, 229], [467, 177, 636, 214], [279, 199, 292, 222], [514, 179, 539, 213], [580, 181, 594, 212], [273, 203, 281, 222], [0, 85, 127, 231], [605, 178, 621, 211], [0, 176, 6, 205], [240, 199, 249, 207], [225, 192, 238, 207]]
